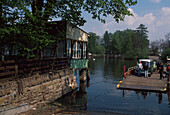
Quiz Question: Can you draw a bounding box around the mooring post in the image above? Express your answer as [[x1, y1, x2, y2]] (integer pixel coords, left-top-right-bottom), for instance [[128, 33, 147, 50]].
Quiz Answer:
[[79, 81, 86, 92], [123, 65, 126, 78], [87, 69, 90, 81], [80, 69, 86, 82]]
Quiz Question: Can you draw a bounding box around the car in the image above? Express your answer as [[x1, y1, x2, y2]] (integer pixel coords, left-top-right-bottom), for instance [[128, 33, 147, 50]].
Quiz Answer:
[[138, 59, 154, 77]]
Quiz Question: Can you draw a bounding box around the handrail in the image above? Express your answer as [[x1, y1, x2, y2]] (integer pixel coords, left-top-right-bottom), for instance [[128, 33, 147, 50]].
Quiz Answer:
[[128, 66, 137, 71], [123, 65, 137, 78]]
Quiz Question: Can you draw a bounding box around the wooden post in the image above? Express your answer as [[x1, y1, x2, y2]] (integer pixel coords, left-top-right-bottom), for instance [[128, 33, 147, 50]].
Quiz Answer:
[[80, 69, 86, 82], [15, 61, 23, 95], [15, 61, 18, 79], [87, 69, 90, 81], [79, 80, 86, 92]]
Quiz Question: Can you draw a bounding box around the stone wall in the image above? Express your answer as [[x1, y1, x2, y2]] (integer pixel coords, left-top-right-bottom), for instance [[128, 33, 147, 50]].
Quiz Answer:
[[0, 69, 78, 112]]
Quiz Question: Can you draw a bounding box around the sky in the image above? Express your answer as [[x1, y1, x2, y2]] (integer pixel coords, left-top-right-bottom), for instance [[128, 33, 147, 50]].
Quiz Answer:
[[80, 0, 170, 41]]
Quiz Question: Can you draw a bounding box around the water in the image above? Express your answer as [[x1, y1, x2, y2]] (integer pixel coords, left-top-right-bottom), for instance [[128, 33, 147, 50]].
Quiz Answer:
[[55, 58, 170, 115]]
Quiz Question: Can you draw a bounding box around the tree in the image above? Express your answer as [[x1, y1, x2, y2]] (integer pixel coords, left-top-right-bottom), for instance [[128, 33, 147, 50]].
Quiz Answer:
[[88, 32, 100, 53], [103, 31, 110, 54], [95, 45, 105, 54], [0, 0, 137, 58], [136, 24, 149, 39], [110, 30, 124, 56], [110, 27, 149, 58], [0, 0, 22, 58], [162, 48, 170, 61], [123, 29, 134, 58], [165, 32, 170, 48], [150, 40, 159, 55]]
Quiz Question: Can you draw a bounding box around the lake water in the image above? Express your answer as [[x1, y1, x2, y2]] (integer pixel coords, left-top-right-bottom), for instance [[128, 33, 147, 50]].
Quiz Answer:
[[55, 58, 170, 115]]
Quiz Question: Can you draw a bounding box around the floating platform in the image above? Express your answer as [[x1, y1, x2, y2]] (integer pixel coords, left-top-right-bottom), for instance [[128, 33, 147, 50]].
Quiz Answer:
[[117, 73, 168, 92]]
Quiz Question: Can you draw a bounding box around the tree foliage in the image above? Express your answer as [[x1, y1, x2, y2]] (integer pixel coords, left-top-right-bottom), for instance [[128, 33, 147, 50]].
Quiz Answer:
[[88, 32, 104, 54], [88, 24, 149, 58], [150, 32, 170, 55], [162, 48, 170, 61], [103, 31, 110, 54], [136, 24, 148, 39], [150, 41, 159, 55], [0, 0, 137, 59], [99, 24, 149, 58]]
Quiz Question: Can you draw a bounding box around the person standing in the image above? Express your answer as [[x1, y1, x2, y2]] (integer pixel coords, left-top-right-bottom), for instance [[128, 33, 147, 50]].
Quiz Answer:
[[137, 61, 143, 77], [166, 63, 170, 78], [159, 62, 164, 79], [156, 61, 160, 73], [143, 62, 149, 78]]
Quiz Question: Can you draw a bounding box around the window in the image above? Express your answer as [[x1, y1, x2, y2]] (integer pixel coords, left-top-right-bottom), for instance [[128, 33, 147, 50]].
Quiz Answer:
[[83, 42, 86, 58], [66, 40, 71, 57], [43, 48, 54, 57], [73, 43, 76, 58], [77, 43, 81, 58], [57, 41, 65, 57], [73, 42, 81, 59]]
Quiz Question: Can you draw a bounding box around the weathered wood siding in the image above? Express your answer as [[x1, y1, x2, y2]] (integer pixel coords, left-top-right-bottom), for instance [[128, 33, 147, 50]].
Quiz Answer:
[[66, 24, 88, 42]]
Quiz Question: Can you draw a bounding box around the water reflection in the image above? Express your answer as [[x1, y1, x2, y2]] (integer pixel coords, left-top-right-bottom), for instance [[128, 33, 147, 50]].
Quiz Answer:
[[53, 90, 87, 111], [54, 58, 170, 114], [120, 89, 167, 105], [158, 93, 163, 104], [168, 87, 170, 107], [79, 81, 86, 93]]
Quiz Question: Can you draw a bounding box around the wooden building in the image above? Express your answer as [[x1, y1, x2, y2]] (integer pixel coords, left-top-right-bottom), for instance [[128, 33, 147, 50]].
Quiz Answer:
[[0, 21, 89, 69], [45, 21, 89, 69]]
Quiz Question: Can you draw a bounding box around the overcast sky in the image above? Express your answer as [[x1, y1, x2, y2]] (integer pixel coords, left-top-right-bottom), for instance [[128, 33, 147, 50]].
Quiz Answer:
[[80, 0, 170, 41]]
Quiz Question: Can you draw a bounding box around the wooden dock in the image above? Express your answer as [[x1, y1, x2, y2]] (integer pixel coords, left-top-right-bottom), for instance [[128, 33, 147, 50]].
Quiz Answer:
[[117, 73, 168, 92]]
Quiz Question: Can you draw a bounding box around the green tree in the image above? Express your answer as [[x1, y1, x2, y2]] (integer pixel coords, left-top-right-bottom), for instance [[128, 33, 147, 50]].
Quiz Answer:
[[150, 41, 159, 55], [103, 31, 110, 54], [110, 26, 149, 58], [131, 31, 149, 58], [0, 0, 137, 58], [110, 30, 125, 56], [162, 48, 170, 61], [136, 24, 149, 39], [95, 45, 105, 54], [88, 32, 100, 54], [123, 29, 134, 58], [135, 24, 149, 57]]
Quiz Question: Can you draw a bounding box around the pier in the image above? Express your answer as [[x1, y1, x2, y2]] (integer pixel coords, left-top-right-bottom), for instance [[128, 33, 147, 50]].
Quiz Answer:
[[117, 69, 168, 92]]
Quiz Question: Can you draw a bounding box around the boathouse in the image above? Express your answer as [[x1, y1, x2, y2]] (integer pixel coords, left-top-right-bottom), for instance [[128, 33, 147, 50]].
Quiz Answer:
[[44, 21, 89, 69], [0, 21, 89, 112]]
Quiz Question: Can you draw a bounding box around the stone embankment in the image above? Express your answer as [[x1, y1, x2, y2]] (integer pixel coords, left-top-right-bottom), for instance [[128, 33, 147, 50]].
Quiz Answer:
[[0, 69, 77, 113]]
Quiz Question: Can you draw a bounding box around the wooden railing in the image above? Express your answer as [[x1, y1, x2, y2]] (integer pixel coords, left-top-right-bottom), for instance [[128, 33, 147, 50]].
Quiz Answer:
[[123, 65, 137, 78], [0, 57, 70, 79]]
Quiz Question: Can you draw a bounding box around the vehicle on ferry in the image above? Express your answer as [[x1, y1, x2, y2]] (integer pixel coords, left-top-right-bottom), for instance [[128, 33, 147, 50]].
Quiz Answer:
[[138, 59, 154, 77]]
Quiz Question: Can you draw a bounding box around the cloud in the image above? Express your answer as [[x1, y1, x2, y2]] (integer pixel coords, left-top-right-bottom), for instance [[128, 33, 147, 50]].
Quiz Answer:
[[127, 8, 156, 25], [161, 7, 170, 16], [104, 8, 156, 28], [155, 7, 170, 26], [81, 7, 170, 41], [150, 0, 161, 3]]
